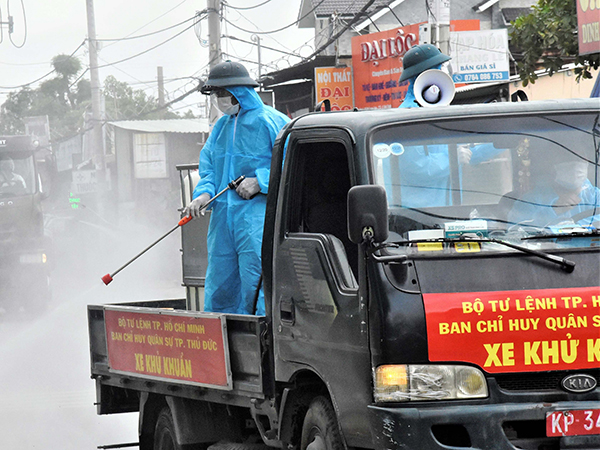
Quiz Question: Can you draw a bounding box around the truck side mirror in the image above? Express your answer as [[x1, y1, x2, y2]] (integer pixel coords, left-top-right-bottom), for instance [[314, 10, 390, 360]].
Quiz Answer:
[[348, 185, 389, 244]]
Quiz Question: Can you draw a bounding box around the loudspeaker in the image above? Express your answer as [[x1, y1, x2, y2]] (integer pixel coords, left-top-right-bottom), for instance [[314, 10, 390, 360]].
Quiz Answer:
[[414, 69, 455, 107]]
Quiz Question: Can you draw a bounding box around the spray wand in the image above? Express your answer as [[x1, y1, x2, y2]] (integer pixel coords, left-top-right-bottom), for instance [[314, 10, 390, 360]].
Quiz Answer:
[[101, 175, 245, 285]]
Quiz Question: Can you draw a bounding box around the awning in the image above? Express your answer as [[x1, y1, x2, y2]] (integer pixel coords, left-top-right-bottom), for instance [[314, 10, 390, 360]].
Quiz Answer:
[[109, 119, 210, 134]]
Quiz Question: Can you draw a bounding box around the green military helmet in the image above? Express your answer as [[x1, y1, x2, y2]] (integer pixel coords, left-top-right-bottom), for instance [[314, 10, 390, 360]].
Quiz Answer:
[[399, 44, 451, 83], [200, 60, 259, 94]]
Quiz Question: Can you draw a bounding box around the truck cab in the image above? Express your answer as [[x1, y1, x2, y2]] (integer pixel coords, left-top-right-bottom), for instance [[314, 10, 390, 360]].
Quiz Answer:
[[0, 135, 52, 311], [89, 98, 599, 450], [266, 98, 599, 449]]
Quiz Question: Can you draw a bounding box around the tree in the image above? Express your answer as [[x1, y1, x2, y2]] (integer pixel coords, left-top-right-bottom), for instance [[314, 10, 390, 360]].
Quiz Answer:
[[103, 75, 179, 121], [1, 55, 195, 142], [510, 0, 599, 85], [0, 54, 91, 139]]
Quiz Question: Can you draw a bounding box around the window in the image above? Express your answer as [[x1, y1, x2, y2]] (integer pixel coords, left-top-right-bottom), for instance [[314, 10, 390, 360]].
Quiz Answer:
[[133, 133, 167, 179], [288, 140, 357, 277]]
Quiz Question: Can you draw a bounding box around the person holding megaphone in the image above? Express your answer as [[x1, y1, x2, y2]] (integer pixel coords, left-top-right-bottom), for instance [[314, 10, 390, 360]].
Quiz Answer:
[[398, 44, 455, 108], [381, 44, 504, 208]]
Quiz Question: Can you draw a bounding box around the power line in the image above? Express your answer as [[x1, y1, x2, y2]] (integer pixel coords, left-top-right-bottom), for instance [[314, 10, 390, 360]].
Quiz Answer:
[[224, 5, 296, 53], [96, 15, 197, 42], [68, 68, 90, 89], [224, 34, 301, 58], [6, 0, 27, 48], [0, 40, 86, 89], [136, 83, 200, 119], [221, 0, 325, 35], [304, 0, 375, 61], [224, 0, 274, 10], [103, 0, 190, 47], [92, 19, 202, 70], [261, 0, 362, 70]]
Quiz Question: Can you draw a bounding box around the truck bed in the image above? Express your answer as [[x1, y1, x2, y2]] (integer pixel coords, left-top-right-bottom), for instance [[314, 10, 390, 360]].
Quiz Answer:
[[88, 299, 270, 414]]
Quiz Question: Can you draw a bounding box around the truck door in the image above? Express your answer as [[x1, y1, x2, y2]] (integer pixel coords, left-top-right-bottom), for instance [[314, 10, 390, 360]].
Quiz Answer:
[[272, 130, 373, 446]]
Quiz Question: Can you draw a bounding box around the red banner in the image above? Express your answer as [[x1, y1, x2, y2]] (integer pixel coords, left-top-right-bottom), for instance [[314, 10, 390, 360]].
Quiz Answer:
[[104, 308, 231, 389], [423, 287, 600, 373], [577, 0, 600, 55]]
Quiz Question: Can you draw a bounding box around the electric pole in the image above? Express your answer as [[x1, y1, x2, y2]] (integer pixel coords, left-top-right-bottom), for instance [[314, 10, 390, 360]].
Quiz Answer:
[[207, 0, 222, 126], [157, 66, 165, 119], [428, 0, 450, 54], [85, 0, 105, 184], [251, 34, 262, 89]]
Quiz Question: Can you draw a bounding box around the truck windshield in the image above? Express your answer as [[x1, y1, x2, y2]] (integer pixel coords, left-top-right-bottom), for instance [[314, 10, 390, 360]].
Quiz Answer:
[[0, 152, 36, 197], [371, 111, 600, 250]]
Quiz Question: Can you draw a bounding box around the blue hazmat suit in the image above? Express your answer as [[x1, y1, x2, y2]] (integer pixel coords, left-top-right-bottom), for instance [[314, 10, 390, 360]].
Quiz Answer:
[[507, 179, 600, 228], [378, 75, 503, 207], [192, 85, 290, 315]]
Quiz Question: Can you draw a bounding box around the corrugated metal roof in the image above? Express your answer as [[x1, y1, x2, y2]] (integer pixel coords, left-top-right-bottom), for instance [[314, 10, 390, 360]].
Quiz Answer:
[[308, 0, 390, 17], [501, 7, 532, 23], [109, 119, 210, 134]]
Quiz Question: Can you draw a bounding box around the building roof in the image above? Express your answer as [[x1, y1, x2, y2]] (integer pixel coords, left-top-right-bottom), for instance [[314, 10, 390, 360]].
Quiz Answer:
[[298, 0, 391, 27], [109, 119, 210, 134], [501, 7, 532, 24]]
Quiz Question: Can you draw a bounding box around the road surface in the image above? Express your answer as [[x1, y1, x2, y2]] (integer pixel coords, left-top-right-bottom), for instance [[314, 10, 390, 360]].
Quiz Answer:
[[0, 211, 186, 449]]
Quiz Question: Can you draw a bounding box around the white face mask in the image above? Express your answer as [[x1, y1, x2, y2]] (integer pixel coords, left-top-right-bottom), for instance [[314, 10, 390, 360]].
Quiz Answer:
[[554, 161, 588, 190], [213, 93, 240, 115]]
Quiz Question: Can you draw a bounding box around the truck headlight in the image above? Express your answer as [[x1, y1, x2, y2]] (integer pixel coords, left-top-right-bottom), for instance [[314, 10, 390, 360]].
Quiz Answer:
[[374, 365, 488, 402], [19, 253, 47, 264]]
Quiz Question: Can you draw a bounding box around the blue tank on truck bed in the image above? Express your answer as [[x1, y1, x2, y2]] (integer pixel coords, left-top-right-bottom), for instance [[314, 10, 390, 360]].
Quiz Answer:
[[89, 98, 600, 450]]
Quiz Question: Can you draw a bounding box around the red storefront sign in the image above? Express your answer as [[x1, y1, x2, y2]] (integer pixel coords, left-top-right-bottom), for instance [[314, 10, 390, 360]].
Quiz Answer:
[[351, 23, 421, 110], [423, 287, 600, 373], [315, 67, 353, 111], [351, 20, 479, 109], [577, 0, 600, 55], [104, 308, 231, 389]]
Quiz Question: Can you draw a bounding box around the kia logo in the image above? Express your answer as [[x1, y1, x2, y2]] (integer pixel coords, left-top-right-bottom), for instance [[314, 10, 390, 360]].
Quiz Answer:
[[561, 374, 597, 393]]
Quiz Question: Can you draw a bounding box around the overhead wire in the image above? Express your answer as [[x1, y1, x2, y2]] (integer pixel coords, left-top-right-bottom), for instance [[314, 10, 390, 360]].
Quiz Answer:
[[224, 35, 301, 57], [303, 0, 375, 61], [221, 0, 326, 35], [7, 0, 27, 48], [261, 0, 366, 71], [101, 0, 190, 48], [223, 2, 297, 53], [224, 0, 274, 10], [92, 19, 202, 70], [96, 15, 197, 42], [0, 40, 87, 89], [0, 5, 4, 44]]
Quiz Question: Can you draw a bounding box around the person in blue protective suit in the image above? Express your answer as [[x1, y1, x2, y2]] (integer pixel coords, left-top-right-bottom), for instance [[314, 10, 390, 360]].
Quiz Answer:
[[385, 44, 503, 208], [508, 158, 600, 229], [184, 61, 290, 315]]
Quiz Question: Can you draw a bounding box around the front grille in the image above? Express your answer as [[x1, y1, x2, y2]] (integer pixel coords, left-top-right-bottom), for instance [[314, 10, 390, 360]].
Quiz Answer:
[[495, 370, 600, 392]]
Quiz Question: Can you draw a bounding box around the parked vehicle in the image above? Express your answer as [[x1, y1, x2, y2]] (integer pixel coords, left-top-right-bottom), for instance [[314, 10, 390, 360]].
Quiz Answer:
[[0, 135, 52, 311], [89, 98, 599, 450]]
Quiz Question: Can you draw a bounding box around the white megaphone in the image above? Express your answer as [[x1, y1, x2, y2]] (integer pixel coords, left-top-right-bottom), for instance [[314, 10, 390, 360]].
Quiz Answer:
[[414, 69, 455, 107]]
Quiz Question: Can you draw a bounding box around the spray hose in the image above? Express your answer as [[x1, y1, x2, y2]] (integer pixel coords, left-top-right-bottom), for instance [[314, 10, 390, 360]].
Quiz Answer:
[[101, 175, 246, 285]]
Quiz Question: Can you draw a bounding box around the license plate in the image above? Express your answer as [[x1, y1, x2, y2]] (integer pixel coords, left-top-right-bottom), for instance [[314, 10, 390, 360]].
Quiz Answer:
[[546, 409, 600, 437]]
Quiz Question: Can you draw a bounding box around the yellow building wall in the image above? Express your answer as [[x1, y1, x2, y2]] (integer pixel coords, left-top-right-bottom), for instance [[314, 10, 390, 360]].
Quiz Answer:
[[509, 68, 599, 100]]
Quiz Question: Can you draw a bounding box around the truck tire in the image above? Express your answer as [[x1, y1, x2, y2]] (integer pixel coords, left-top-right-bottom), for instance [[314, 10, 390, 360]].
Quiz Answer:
[[300, 397, 344, 450], [154, 407, 180, 450], [153, 407, 207, 450]]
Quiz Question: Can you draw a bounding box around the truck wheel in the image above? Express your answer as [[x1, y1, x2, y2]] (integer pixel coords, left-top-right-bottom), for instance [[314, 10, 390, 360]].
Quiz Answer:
[[300, 397, 344, 450], [154, 407, 180, 450], [153, 407, 209, 450]]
